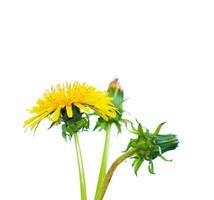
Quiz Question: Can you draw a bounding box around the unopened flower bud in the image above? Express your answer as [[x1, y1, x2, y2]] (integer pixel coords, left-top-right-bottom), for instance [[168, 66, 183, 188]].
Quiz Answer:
[[94, 79, 127, 132], [107, 78, 124, 109], [108, 78, 121, 91], [127, 121, 179, 175]]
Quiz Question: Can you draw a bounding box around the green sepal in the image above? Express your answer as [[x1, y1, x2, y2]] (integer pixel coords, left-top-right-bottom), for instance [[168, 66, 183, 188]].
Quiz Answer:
[[114, 121, 122, 133], [48, 122, 56, 129], [148, 161, 155, 174], [62, 131, 67, 141], [120, 118, 132, 128], [94, 115, 129, 133], [125, 138, 138, 152], [159, 154, 172, 162], [93, 117, 111, 132], [133, 158, 144, 176], [153, 122, 166, 136], [60, 106, 90, 141]]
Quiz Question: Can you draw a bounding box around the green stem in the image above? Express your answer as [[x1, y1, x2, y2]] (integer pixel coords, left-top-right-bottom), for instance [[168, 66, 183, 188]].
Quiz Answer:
[[94, 124, 112, 199], [96, 148, 137, 200], [74, 133, 87, 200]]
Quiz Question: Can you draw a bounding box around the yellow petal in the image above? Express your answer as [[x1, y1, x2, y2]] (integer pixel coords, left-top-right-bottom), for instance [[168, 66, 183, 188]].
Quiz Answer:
[[23, 111, 47, 127], [74, 103, 90, 112], [100, 113, 109, 121], [51, 107, 61, 121], [29, 112, 49, 130], [93, 108, 109, 121], [66, 105, 73, 118]]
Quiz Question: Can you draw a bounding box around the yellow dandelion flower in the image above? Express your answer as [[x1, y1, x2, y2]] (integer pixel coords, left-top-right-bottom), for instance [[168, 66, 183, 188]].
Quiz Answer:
[[24, 82, 117, 131]]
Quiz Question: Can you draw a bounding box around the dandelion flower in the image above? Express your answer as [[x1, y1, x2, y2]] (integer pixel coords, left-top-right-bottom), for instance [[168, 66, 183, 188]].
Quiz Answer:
[[24, 82, 117, 131]]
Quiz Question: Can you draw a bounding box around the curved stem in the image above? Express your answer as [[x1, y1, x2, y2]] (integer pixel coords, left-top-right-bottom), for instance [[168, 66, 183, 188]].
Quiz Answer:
[[94, 124, 112, 199], [96, 148, 137, 200], [74, 133, 87, 200]]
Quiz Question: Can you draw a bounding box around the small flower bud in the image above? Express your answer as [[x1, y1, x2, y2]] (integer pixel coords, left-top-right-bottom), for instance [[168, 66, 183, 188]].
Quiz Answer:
[[108, 78, 122, 91], [94, 79, 127, 133], [107, 78, 124, 109]]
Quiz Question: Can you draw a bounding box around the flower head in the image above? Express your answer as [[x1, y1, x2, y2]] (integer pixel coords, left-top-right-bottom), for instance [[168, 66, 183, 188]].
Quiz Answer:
[[24, 82, 117, 131]]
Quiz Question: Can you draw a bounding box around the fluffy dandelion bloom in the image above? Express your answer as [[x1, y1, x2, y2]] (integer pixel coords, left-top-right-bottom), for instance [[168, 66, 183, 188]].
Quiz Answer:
[[24, 82, 117, 131]]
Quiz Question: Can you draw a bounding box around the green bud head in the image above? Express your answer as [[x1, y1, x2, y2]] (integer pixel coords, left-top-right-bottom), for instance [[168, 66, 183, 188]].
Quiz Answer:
[[128, 121, 179, 175]]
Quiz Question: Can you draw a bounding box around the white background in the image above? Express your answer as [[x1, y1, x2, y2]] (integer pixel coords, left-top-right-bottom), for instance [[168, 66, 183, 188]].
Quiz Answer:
[[0, 1, 214, 199]]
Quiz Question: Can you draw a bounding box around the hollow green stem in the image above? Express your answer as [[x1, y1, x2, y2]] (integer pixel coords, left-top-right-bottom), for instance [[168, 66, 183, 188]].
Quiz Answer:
[[94, 124, 112, 199], [74, 133, 87, 200], [96, 148, 137, 200]]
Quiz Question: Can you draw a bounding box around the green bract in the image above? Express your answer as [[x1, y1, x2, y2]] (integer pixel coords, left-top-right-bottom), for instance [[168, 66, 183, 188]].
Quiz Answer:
[[60, 106, 90, 141]]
